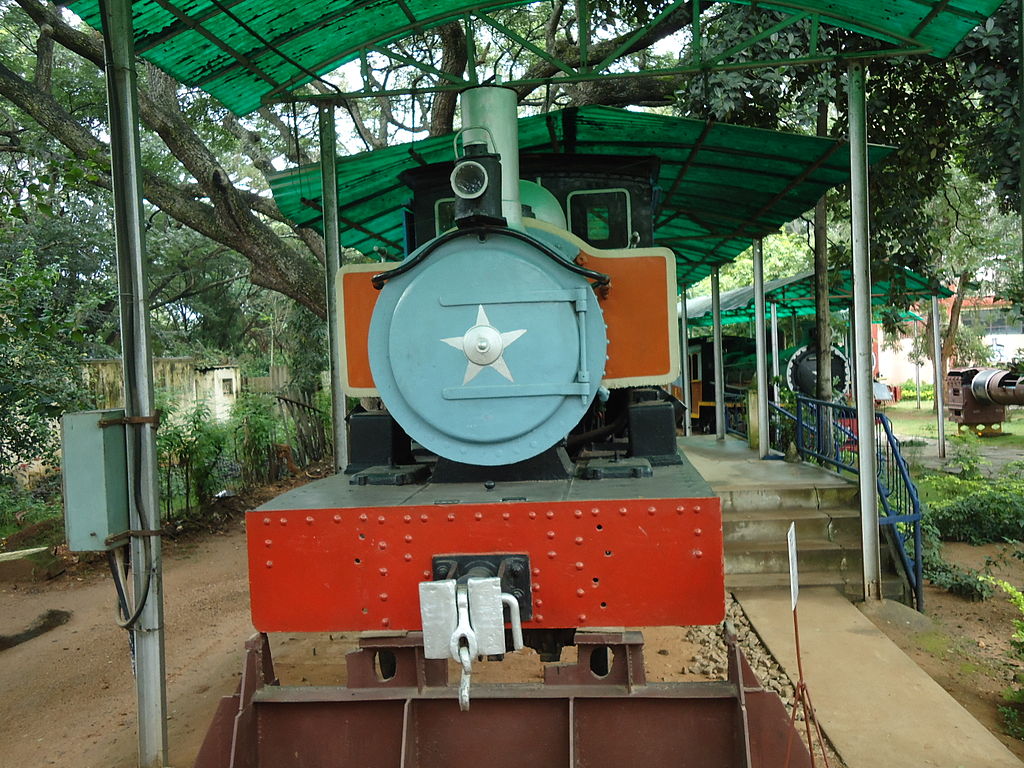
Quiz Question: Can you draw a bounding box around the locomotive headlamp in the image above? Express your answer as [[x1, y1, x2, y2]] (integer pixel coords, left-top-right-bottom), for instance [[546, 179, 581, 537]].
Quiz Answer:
[[451, 151, 504, 227], [451, 160, 489, 199]]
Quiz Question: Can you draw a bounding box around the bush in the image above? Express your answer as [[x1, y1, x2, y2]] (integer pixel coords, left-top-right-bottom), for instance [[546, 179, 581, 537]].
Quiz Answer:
[[231, 393, 280, 488], [920, 512, 993, 601], [925, 477, 1024, 545], [901, 379, 935, 401], [948, 432, 989, 479], [0, 485, 61, 540], [157, 400, 229, 523], [982, 577, 1024, 740]]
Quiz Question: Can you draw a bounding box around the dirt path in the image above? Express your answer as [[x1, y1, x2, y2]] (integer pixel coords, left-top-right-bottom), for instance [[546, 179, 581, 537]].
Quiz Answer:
[[0, 525, 252, 768], [871, 541, 1024, 763]]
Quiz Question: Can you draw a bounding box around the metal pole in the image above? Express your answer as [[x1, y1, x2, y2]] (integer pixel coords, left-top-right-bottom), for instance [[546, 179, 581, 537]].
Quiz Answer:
[[680, 291, 693, 436], [915, 360, 922, 410], [848, 313, 856, 397], [849, 62, 882, 602], [98, 1, 167, 765], [712, 267, 726, 440], [932, 295, 947, 459], [770, 302, 780, 402], [319, 105, 347, 474], [753, 240, 769, 458]]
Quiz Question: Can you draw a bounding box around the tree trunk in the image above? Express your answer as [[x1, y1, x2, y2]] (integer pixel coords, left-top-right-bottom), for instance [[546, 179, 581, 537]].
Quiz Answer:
[[429, 23, 467, 136], [942, 272, 971, 367]]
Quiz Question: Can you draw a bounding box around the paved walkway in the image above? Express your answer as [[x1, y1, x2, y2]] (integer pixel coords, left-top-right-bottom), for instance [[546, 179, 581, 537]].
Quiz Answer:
[[679, 434, 852, 491], [736, 587, 1023, 768]]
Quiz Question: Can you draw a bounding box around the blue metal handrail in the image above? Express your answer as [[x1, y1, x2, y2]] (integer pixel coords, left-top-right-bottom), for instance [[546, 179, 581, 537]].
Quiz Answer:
[[724, 388, 747, 438], [792, 394, 924, 610]]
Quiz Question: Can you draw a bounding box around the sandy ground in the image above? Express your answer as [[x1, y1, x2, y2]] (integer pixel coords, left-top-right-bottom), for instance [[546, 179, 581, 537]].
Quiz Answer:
[[0, 527, 251, 768]]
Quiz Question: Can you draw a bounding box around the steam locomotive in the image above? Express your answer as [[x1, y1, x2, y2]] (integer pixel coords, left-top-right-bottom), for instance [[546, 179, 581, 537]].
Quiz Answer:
[[195, 87, 809, 767]]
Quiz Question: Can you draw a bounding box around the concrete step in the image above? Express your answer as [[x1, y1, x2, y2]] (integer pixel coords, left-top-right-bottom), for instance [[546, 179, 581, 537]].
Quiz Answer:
[[718, 483, 859, 515], [723, 506, 860, 545], [726, 570, 854, 590], [727, 568, 908, 603], [724, 538, 861, 576]]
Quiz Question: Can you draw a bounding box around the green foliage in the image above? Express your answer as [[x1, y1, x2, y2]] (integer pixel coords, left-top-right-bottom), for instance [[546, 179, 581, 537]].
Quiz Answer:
[[0, 253, 89, 465], [981, 576, 1024, 740], [0, 484, 62, 542], [285, 305, 327, 397], [156, 400, 230, 523], [948, 432, 989, 480], [231, 393, 281, 488], [999, 700, 1024, 742], [919, 511, 993, 601], [984, 577, 1024, 652], [900, 380, 935, 401], [919, 468, 1024, 545], [690, 227, 812, 296]]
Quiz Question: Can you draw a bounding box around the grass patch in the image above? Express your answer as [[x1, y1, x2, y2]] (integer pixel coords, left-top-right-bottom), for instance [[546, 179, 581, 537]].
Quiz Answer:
[[915, 629, 953, 657], [881, 401, 1024, 449], [0, 484, 62, 544]]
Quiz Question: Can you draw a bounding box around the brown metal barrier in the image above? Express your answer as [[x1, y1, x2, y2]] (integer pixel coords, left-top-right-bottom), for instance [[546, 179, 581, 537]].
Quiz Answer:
[[194, 630, 812, 768]]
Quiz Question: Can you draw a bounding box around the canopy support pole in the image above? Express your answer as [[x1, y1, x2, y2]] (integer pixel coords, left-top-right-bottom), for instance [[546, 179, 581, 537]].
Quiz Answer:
[[99, 0, 168, 764], [319, 105, 347, 473], [932, 295, 947, 459], [848, 62, 881, 602], [753, 239, 769, 458], [712, 266, 726, 440], [770, 302, 781, 402], [680, 291, 693, 436]]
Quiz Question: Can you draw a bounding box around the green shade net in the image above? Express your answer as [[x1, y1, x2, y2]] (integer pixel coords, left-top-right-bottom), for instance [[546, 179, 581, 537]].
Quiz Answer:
[[65, 0, 1005, 115], [686, 267, 954, 326], [267, 105, 893, 287]]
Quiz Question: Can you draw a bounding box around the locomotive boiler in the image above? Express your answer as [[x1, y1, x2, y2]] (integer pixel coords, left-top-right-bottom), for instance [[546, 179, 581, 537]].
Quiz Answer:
[[194, 87, 810, 768]]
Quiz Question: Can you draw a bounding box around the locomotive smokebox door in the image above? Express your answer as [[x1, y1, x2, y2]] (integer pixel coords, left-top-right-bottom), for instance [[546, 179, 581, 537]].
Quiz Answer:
[[368, 230, 608, 466]]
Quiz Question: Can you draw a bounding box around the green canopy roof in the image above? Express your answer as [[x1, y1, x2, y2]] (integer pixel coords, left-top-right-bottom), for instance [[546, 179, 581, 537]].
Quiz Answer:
[[66, 0, 1005, 115], [268, 105, 892, 286], [686, 266, 954, 326]]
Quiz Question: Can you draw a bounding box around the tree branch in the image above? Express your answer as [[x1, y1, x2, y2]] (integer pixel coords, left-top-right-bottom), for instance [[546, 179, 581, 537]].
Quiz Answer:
[[12, 0, 328, 316]]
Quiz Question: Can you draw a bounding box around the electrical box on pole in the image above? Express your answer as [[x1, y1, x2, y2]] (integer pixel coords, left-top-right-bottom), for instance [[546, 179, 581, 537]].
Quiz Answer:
[[61, 410, 130, 552]]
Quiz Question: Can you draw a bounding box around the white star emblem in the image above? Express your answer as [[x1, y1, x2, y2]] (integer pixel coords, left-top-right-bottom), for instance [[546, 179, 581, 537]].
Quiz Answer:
[[441, 305, 527, 384]]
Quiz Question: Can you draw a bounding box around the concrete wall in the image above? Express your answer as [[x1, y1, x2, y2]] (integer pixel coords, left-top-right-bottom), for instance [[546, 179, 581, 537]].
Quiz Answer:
[[84, 358, 241, 422]]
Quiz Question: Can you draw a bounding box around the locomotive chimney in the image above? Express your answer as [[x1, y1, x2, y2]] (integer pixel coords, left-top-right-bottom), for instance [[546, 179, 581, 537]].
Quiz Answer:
[[460, 86, 523, 230]]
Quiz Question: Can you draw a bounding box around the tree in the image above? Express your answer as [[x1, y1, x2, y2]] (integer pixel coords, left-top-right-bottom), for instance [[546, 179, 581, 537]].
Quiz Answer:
[[0, 250, 88, 467], [1, 0, 1020, 326], [0, 0, 326, 316]]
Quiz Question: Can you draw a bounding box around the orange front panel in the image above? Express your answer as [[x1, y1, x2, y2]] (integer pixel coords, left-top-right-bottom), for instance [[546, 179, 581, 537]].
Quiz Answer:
[[338, 248, 677, 393], [338, 266, 390, 393], [579, 251, 675, 384], [248, 497, 723, 632]]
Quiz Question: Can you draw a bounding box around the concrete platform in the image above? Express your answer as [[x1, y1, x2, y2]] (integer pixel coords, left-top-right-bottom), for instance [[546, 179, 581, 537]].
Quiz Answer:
[[679, 434, 852, 492], [736, 587, 1023, 768]]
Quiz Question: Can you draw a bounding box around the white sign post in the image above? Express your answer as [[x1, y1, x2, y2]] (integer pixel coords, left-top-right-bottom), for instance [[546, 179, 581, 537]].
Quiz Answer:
[[788, 521, 799, 611], [783, 520, 830, 765]]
